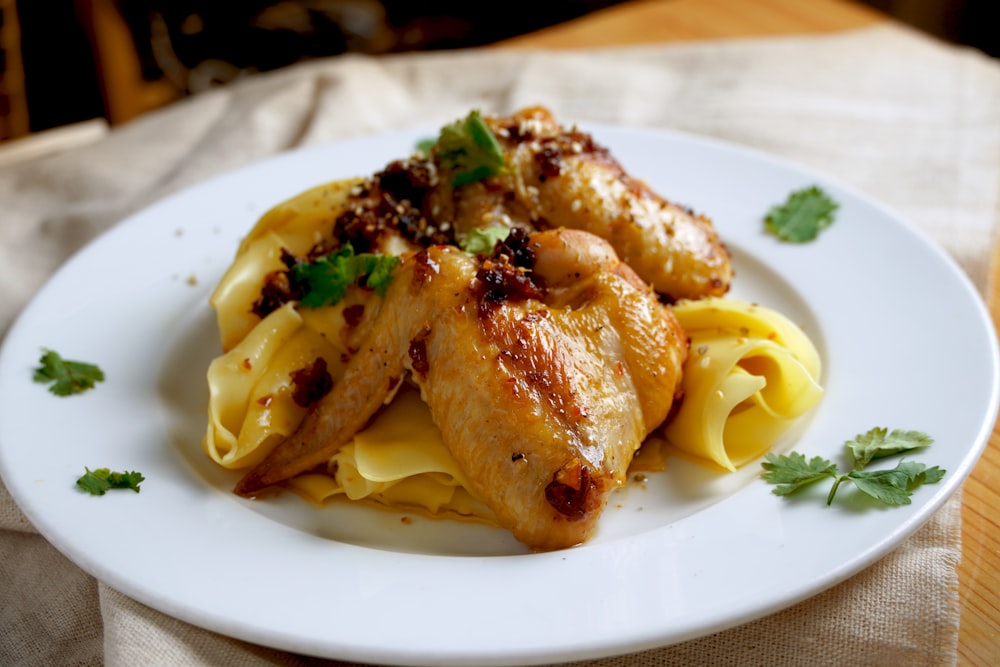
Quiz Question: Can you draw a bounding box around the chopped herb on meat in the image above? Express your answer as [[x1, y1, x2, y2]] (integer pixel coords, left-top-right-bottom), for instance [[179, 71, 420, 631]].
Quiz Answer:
[[293, 244, 400, 308], [431, 110, 509, 186]]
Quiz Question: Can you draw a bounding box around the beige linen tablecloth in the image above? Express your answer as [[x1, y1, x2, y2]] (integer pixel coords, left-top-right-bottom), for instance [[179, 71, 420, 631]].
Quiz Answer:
[[2, 23, 998, 667]]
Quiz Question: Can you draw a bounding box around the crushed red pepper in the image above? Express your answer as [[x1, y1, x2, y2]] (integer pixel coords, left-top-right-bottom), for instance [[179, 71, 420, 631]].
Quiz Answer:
[[342, 303, 365, 328], [407, 324, 432, 378]]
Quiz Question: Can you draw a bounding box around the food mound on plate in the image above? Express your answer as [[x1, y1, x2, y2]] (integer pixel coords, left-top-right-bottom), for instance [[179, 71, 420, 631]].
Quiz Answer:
[[203, 106, 822, 551]]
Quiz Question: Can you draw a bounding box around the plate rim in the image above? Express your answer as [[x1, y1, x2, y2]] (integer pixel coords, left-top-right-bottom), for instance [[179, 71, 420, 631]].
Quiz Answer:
[[1, 121, 997, 665]]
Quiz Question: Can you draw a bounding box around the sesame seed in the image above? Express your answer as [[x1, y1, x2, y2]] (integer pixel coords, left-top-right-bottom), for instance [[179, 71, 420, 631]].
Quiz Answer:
[[519, 118, 545, 136]]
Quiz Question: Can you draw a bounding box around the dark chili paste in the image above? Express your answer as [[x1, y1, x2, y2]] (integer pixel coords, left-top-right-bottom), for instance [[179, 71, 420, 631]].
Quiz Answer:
[[342, 303, 365, 328], [475, 228, 544, 311], [331, 159, 454, 253], [252, 249, 305, 318], [545, 462, 599, 520], [407, 325, 432, 378], [289, 357, 333, 407]]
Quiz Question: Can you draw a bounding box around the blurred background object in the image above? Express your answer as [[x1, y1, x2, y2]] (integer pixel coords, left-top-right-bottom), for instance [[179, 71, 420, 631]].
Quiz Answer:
[[863, 0, 996, 58], [0, 0, 997, 144], [0, 0, 30, 140]]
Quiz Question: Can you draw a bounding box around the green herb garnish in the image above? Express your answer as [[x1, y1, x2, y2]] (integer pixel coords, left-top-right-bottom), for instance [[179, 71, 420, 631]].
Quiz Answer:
[[33, 349, 105, 396], [459, 225, 510, 255], [292, 244, 399, 308], [764, 185, 838, 242], [761, 427, 944, 506], [415, 137, 436, 155], [76, 468, 145, 496], [431, 110, 508, 187]]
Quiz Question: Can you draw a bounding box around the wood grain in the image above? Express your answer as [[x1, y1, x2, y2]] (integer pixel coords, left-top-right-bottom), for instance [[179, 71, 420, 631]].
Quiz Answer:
[[500, 2, 1000, 665], [497, 0, 884, 48], [962, 241, 1000, 666]]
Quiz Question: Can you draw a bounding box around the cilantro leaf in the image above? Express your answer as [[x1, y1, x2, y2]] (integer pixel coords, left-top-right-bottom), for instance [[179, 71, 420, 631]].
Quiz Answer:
[[760, 426, 945, 508], [761, 452, 838, 495], [846, 427, 934, 469], [414, 137, 436, 154], [364, 253, 399, 293], [292, 244, 400, 308], [431, 110, 508, 187], [33, 349, 105, 396], [76, 468, 144, 496], [460, 225, 510, 255], [845, 461, 943, 506], [764, 185, 838, 242]]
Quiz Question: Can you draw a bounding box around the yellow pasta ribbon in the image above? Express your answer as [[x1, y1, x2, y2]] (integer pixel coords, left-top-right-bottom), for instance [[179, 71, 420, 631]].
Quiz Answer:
[[204, 171, 824, 520], [286, 389, 495, 521], [203, 303, 345, 469], [210, 178, 362, 351], [663, 297, 824, 471]]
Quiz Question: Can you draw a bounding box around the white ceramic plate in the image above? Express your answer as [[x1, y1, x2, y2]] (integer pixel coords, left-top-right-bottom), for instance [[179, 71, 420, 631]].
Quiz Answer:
[[1, 125, 996, 666]]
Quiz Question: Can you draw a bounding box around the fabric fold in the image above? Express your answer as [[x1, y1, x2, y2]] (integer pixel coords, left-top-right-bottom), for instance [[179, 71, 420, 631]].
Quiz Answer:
[[2, 22, 996, 666]]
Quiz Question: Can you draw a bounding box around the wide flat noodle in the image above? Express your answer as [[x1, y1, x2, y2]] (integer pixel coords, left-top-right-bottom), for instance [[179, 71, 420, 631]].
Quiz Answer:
[[204, 303, 348, 469], [205, 213, 496, 517], [210, 178, 362, 352], [211, 231, 293, 353], [204, 170, 821, 520], [286, 389, 496, 521], [204, 176, 384, 471], [662, 297, 823, 471]]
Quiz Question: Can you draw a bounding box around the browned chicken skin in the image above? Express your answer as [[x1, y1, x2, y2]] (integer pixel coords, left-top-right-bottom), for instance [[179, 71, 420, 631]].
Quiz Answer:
[[228, 107, 723, 549], [235, 229, 687, 550], [429, 106, 733, 300], [303, 107, 731, 302]]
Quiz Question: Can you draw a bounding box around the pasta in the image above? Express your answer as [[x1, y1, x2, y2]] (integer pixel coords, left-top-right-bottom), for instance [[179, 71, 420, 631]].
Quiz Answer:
[[201, 109, 826, 535], [204, 302, 346, 470], [286, 388, 495, 521], [203, 176, 501, 521], [661, 297, 824, 471], [211, 178, 362, 352], [204, 285, 823, 517]]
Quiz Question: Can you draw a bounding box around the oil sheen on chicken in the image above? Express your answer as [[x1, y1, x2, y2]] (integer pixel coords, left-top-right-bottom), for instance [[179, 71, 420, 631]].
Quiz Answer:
[[428, 106, 733, 301], [235, 229, 687, 550], [310, 106, 732, 303]]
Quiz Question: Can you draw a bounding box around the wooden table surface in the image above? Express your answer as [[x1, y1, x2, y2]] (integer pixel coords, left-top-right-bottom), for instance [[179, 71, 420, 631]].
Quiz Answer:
[[500, 1, 999, 665], [8, 0, 994, 662]]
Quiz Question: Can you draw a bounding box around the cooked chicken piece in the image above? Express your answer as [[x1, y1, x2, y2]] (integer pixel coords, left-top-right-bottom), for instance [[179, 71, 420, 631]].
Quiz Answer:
[[235, 228, 687, 550], [428, 106, 732, 301]]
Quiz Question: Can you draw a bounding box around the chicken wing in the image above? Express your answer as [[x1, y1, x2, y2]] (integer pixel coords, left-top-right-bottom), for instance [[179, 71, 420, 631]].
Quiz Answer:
[[235, 228, 686, 550], [428, 106, 733, 301]]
